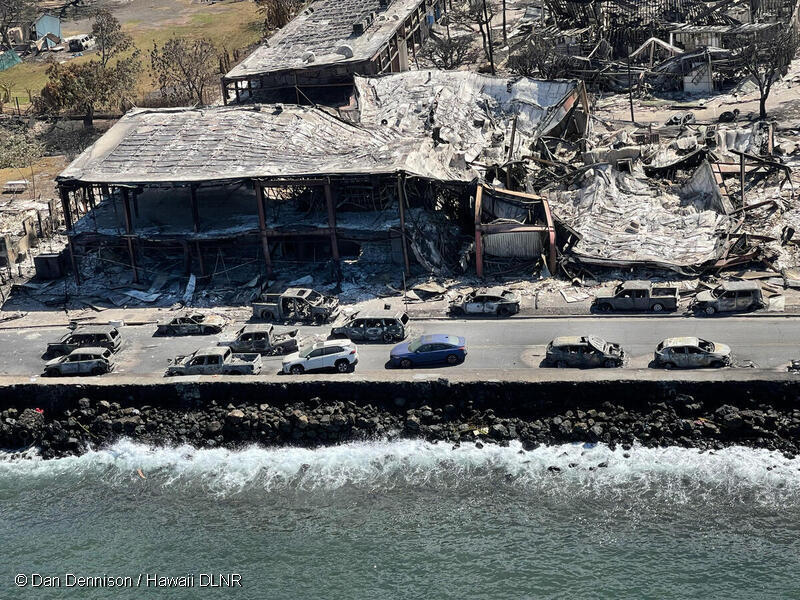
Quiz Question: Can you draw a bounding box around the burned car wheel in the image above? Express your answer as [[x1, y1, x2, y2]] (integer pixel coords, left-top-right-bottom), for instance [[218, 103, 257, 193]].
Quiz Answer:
[[382, 332, 395, 343], [704, 306, 716, 316], [91, 367, 105, 376], [598, 303, 612, 313], [663, 362, 676, 370], [498, 306, 513, 317], [603, 359, 619, 368], [652, 303, 664, 313]]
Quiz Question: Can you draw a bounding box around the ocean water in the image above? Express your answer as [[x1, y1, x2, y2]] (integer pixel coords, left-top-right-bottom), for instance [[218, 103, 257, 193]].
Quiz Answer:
[[2, 440, 799, 599]]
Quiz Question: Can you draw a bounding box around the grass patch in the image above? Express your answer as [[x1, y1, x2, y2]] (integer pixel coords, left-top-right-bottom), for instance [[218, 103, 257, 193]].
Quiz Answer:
[[1, 0, 262, 110]]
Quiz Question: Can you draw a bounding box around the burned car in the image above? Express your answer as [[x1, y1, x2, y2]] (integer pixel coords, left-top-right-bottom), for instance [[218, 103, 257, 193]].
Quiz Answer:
[[218, 324, 299, 356], [691, 281, 766, 315], [653, 337, 731, 369], [46, 325, 122, 358], [330, 309, 409, 343], [449, 287, 520, 317], [44, 347, 115, 377], [545, 336, 626, 368], [156, 313, 225, 336], [252, 287, 340, 323]]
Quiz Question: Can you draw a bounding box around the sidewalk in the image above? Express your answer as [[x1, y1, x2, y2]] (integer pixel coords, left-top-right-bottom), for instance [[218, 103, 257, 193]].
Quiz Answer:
[[3, 286, 800, 331]]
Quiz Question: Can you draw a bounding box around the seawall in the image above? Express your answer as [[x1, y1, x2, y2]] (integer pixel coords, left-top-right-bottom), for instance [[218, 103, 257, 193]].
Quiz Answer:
[[2, 371, 800, 459]]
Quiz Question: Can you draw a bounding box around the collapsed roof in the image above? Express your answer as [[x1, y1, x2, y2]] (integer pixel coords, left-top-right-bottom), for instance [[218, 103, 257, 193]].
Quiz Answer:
[[58, 73, 586, 187], [547, 164, 732, 270], [353, 71, 587, 169]]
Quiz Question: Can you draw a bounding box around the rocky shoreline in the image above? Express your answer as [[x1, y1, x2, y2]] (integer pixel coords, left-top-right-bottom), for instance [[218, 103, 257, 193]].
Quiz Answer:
[[2, 393, 800, 460]]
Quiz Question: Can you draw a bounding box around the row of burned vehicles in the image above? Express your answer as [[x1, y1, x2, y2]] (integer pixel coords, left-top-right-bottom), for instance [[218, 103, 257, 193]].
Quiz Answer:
[[544, 335, 732, 370], [251, 283, 767, 322], [593, 281, 767, 315]]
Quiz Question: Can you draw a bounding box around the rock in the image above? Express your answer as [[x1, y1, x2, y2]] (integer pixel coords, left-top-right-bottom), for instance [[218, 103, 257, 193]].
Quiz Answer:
[[405, 415, 421, 431], [226, 409, 245, 424], [207, 421, 222, 434], [97, 400, 111, 414], [489, 423, 509, 439]]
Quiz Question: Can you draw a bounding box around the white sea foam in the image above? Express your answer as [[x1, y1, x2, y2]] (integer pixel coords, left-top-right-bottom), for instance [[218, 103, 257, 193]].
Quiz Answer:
[[1, 440, 798, 503]]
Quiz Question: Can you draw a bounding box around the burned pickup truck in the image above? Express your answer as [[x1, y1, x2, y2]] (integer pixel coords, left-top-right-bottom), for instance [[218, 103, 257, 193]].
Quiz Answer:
[[252, 287, 340, 323], [218, 324, 300, 356], [593, 281, 679, 313], [165, 347, 262, 376]]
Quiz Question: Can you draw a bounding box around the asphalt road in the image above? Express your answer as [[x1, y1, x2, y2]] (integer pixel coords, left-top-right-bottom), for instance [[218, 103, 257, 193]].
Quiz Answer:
[[5, 316, 800, 378]]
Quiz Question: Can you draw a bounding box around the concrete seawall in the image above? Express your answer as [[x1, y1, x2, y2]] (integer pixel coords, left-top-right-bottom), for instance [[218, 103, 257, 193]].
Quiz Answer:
[[3, 371, 800, 411], [3, 371, 800, 459]]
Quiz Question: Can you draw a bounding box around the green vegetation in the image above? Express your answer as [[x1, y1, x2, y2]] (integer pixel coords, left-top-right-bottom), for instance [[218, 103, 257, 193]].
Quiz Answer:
[[0, 0, 261, 110]]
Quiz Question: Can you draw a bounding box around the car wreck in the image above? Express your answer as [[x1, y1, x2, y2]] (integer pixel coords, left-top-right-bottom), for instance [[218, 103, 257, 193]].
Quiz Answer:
[[330, 310, 409, 343], [165, 347, 262, 376], [691, 281, 767, 315], [545, 336, 626, 368], [44, 348, 115, 377], [252, 288, 340, 323], [654, 337, 732, 369], [46, 326, 122, 358], [155, 313, 225, 336], [449, 288, 521, 317], [594, 281, 679, 313], [218, 324, 299, 356]]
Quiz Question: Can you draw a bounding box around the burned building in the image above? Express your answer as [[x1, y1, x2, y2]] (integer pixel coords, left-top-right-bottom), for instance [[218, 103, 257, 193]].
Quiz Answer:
[[222, 0, 446, 105], [56, 71, 590, 290]]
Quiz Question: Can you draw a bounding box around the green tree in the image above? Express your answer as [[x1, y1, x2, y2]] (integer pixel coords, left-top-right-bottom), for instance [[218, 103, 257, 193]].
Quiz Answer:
[[37, 11, 140, 128], [255, 0, 303, 33], [91, 8, 133, 67], [150, 38, 219, 105], [38, 57, 140, 128], [0, 125, 43, 169]]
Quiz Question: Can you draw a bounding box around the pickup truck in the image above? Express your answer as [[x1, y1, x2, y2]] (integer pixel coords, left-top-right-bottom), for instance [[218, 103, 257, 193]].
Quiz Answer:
[[252, 287, 340, 323], [218, 324, 299, 356], [165, 346, 262, 376], [594, 281, 679, 313]]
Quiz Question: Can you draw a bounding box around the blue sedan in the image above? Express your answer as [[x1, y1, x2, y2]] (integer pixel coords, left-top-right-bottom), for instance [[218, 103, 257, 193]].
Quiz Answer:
[[389, 334, 467, 368]]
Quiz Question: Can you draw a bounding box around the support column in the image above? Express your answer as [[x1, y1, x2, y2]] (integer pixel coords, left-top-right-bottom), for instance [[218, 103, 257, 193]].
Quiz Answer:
[[195, 241, 205, 277], [474, 185, 484, 278], [739, 153, 746, 208], [324, 182, 340, 260], [121, 187, 139, 284], [59, 186, 73, 230], [190, 185, 201, 233], [396, 174, 411, 275], [255, 182, 273, 277]]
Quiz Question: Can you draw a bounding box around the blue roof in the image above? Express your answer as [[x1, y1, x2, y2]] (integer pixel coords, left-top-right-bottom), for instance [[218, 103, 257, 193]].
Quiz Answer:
[[0, 49, 22, 72]]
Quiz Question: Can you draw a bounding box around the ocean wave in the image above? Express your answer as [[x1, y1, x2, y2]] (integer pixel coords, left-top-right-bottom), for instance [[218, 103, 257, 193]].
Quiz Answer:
[[1, 440, 798, 503]]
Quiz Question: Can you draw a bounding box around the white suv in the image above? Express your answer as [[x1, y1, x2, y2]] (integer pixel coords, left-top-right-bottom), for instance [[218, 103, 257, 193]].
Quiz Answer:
[[282, 340, 358, 374]]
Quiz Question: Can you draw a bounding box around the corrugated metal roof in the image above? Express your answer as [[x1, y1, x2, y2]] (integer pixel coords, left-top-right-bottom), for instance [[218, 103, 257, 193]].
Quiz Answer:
[[58, 73, 582, 187], [226, 0, 427, 79]]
